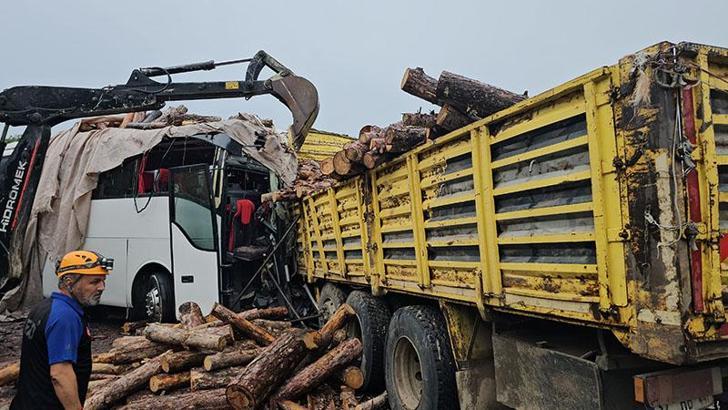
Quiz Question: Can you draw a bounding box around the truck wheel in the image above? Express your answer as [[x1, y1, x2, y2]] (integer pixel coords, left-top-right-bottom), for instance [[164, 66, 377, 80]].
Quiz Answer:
[[143, 272, 175, 323], [385, 305, 458, 410], [345, 290, 391, 391], [318, 283, 347, 327]]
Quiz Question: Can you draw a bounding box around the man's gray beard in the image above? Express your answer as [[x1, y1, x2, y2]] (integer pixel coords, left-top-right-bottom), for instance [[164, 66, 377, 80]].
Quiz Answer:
[[75, 292, 102, 307]]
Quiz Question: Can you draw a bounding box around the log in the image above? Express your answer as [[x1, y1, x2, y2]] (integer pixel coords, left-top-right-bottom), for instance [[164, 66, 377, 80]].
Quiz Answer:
[[121, 320, 148, 335], [179, 302, 206, 329], [94, 342, 169, 364], [402, 111, 437, 128], [384, 126, 427, 153], [161, 350, 207, 373], [332, 328, 348, 346], [84, 350, 172, 410], [144, 322, 231, 351], [0, 361, 19, 386], [185, 324, 234, 350], [120, 388, 229, 410], [211, 302, 275, 346], [340, 386, 358, 410], [362, 152, 385, 170], [435, 70, 526, 119], [120, 113, 134, 129], [344, 141, 369, 163], [226, 329, 312, 410], [149, 371, 191, 393], [436, 104, 473, 132], [401, 67, 439, 104], [89, 373, 119, 381], [320, 158, 336, 176], [203, 348, 261, 372], [277, 401, 309, 410], [303, 304, 355, 350], [354, 391, 388, 410], [239, 306, 288, 321], [87, 379, 115, 397], [111, 336, 147, 349], [334, 365, 365, 390], [333, 150, 353, 175], [307, 384, 336, 410], [358, 125, 382, 144], [273, 338, 363, 402], [252, 319, 292, 337], [92, 362, 138, 375], [190, 366, 245, 391]]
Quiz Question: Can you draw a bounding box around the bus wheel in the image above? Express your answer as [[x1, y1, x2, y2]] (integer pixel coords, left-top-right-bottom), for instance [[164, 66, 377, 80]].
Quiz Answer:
[[143, 272, 175, 323], [346, 290, 391, 391], [385, 305, 458, 410], [317, 283, 347, 327]]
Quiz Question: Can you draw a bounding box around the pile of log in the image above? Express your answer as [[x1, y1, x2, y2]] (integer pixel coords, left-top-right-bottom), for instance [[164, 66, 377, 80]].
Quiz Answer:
[[0, 301, 386, 409], [77, 105, 226, 132], [400, 67, 527, 138], [262, 159, 337, 203]]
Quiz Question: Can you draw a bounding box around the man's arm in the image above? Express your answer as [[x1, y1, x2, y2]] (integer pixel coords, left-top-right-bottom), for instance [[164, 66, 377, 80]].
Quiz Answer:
[[49, 362, 82, 410]]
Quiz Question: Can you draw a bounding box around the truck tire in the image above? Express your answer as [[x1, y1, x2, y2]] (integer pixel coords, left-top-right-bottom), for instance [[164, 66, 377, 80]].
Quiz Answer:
[[317, 283, 347, 327], [345, 290, 391, 391], [142, 272, 175, 323], [385, 305, 458, 410]]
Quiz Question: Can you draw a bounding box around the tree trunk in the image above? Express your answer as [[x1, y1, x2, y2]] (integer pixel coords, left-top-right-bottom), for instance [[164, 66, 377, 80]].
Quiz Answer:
[[203, 348, 261, 372], [161, 350, 207, 373], [251, 319, 291, 338], [240, 306, 288, 321], [94, 342, 170, 364], [384, 126, 427, 153], [320, 158, 336, 176], [344, 141, 369, 163], [358, 125, 383, 144], [333, 150, 354, 176], [401, 67, 439, 105], [179, 302, 206, 329], [436, 104, 474, 132], [84, 350, 172, 410], [402, 111, 437, 128], [111, 336, 148, 350], [89, 373, 119, 381], [0, 361, 19, 386], [272, 338, 363, 402], [334, 365, 364, 390], [362, 152, 385, 170], [340, 386, 358, 410], [436, 70, 526, 119], [226, 329, 311, 410], [92, 362, 139, 375], [149, 371, 191, 393], [354, 391, 388, 410], [304, 304, 355, 350], [143, 323, 232, 352], [120, 388, 229, 410], [190, 366, 245, 391], [211, 302, 275, 345], [307, 384, 336, 410]]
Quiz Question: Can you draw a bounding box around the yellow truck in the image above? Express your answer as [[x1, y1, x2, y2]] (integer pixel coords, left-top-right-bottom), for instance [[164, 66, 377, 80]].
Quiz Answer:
[[295, 41, 728, 409]]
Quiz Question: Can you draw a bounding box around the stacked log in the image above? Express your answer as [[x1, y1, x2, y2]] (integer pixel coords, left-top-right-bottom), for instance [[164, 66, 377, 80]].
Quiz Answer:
[[262, 159, 337, 203], [401, 66, 527, 138]]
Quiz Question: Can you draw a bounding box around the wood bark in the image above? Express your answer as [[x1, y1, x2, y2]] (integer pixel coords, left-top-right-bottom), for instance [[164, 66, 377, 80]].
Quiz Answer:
[[277, 401, 309, 410], [203, 348, 261, 371], [307, 384, 336, 410], [331, 328, 347, 346], [89, 373, 119, 381], [384, 126, 427, 153], [340, 386, 358, 410], [333, 150, 354, 175], [149, 371, 191, 393], [121, 320, 148, 335], [304, 303, 355, 350], [84, 350, 172, 410], [401, 67, 439, 104], [144, 323, 231, 351], [161, 350, 207, 373], [111, 336, 147, 349], [320, 158, 335, 176], [252, 319, 292, 338], [94, 342, 169, 364], [239, 306, 288, 321], [402, 111, 437, 128], [358, 125, 382, 144], [211, 302, 275, 345], [225, 329, 311, 410], [362, 152, 385, 170], [190, 366, 245, 391], [272, 338, 363, 402], [436, 104, 473, 132], [354, 391, 388, 410], [92, 362, 138, 375], [120, 388, 229, 410], [436, 70, 526, 119], [0, 361, 19, 386], [179, 301, 206, 329], [334, 365, 365, 390]]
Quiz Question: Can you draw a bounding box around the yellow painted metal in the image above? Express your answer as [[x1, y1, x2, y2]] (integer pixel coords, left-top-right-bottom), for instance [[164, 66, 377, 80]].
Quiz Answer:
[[492, 169, 592, 197], [370, 171, 386, 287], [417, 143, 471, 171], [495, 202, 593, 221], [307, 196, 328, 273], [498, 232, 594, 245], [406, 155, 429, 289], [500, 262, 598, 275], [505, 287, 600, 304], [490, 135, 589, 170], [422, 192, 475, 210], [354, 178, 372, 281], [714, 114, 728, 125], [420, 168, 474, 189], [296, 129, 353, 161], [424, 216, 479, 229], [472, 127, 503, 296], [490, 96, 585, 144], [378, 204, 411, 219]]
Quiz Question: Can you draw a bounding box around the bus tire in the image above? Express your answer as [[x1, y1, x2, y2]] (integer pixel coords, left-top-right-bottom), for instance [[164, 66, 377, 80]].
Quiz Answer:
[[318, 282, 347, 327], [345, 290, 391, 392], [142, 272, 175, 323], [385, 305, 458, 410]]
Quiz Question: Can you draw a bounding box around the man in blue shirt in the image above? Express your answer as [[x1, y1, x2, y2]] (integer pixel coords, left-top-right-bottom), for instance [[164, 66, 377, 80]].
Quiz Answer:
[[11, 250, 112, 410]]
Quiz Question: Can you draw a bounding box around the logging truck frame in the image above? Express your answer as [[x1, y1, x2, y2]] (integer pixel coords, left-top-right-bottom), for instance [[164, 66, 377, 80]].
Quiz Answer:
[[297, 42, 728, 409]]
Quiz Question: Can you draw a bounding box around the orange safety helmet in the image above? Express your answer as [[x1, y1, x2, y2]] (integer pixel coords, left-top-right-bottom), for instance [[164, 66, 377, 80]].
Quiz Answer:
[[56, 250, 113, 277]]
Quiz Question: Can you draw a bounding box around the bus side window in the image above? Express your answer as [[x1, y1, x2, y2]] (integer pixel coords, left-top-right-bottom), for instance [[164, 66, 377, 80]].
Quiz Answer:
[[93, 158, 139, 200]]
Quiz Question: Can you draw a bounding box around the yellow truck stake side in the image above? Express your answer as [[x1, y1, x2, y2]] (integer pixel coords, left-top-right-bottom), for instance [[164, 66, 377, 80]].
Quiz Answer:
[[297, 41, 728, 372]]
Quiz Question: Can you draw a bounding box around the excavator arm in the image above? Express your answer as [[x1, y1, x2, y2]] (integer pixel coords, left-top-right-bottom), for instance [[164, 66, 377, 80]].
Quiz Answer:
[[0, 50, 318, 278]]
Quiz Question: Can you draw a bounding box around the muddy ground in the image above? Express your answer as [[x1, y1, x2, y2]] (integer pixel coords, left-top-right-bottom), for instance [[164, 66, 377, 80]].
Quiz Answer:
[[0, 309, 125, 408]]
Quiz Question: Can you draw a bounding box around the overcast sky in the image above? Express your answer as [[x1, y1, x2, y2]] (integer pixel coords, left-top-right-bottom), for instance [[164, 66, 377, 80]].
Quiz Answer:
[[1, 0, 727, 138]]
